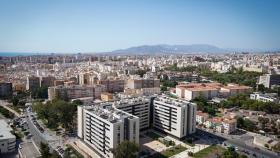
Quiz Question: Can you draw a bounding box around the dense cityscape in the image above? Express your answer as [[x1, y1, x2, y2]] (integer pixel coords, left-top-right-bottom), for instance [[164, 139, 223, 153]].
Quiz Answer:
[[0, 53, 280, 158], [1, 0, 280, 158]]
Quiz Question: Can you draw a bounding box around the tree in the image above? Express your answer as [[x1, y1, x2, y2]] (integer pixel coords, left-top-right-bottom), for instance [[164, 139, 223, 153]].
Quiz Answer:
[[237, 117, 256, 132], [220, 146, 248, 158], [32, 99, 77, 131], [11, 96, 19, 106], [136, 69, 149, 77], [264, 144, 269, 148], [160, 86, 167, 92], [32, 86, 48, 99], [272, 142, 280, 152], [72, 99, 83, 106], [188, 151, 194, 157], [257, 84, 265, 93], [39, 142, 51, 158], [112, 141, 139, 158]]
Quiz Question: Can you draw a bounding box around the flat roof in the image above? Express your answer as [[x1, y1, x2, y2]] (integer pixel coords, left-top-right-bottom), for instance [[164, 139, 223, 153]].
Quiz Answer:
[[154, 95, 195, 107], [0, 120, 15, 140], [85, 105, 137, 123]]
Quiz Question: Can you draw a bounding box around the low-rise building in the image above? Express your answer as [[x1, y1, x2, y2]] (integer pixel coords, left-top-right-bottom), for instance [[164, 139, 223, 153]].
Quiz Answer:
[[250, 92, 279, 103], [220, 83, 252, 97], [222, 118, 237, 134], [203, 117, 237, 134], [196, 111, 209, 124], [48, 85, 105, 100], [124, 87, 160, 97], [176, 82, 251, 100], [101, 92, 114, 101], [176, 83, 221, 100], [13, 83, 26, 92], [126, 78, 160, 89]]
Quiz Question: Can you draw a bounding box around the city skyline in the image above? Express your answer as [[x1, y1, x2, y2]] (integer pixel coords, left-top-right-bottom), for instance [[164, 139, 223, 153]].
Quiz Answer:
[[0, 0, 280, 53]]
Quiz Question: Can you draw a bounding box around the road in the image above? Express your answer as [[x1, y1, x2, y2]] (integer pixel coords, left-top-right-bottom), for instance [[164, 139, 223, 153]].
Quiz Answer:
[[18, 141, 41, 158], [196, 129, 279, 158], [25, 106, 69, 157]]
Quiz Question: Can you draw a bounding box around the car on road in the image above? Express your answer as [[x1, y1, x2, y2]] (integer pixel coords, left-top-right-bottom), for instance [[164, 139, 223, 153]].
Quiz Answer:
[[254, 147, 260, 150]]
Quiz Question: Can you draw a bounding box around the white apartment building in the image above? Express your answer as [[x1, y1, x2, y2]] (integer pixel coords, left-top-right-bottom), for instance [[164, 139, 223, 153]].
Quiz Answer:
[[250, 92, 279, 103], [112, 97, 151, 130], [77, 106, 139, 158], [0, 120, 16, 154], [153, 95, 197, 139]]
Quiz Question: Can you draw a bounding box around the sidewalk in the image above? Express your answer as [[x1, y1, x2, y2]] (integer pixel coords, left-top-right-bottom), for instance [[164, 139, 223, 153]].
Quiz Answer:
[[0, 100, 21, 117], [68, 140, 100, 158]]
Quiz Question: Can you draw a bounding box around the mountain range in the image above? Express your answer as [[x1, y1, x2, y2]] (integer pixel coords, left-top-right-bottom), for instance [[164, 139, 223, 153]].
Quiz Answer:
[[109, 44, 227, 55]]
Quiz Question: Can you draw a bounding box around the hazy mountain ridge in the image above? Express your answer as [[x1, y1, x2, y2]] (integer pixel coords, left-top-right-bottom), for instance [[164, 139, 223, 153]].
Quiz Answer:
[[111, 44, 228, 55]]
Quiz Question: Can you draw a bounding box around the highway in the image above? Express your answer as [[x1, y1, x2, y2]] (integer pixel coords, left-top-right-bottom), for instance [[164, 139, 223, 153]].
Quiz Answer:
[[196, 129, 279, 158]]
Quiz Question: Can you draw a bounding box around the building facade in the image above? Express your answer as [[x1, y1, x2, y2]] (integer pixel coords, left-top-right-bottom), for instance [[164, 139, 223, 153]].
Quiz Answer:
[[0, 120, 16, 154], [0, 82, 12, 99], [48, 85, 105, 100], [250, 92, 279, 103], [153, 95, 197, 138], [97, 79, 125, 93], [26, 76, 40, 91], [112, 97, 151, 130], [126, 78, 160, 89], [77, 106, 139, 158]]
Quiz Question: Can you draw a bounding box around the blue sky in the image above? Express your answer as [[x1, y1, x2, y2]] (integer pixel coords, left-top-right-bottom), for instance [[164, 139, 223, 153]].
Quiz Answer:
[[0, 0, 279, 53]]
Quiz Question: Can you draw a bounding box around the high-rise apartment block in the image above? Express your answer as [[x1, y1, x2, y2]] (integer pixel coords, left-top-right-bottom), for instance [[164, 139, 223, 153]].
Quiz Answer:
[[0, 82, 12, 99], [77, 95, 196, 158], [153, 95, 197, 138], [111, 97, 151, 130], [77, 106, 139, 158], [40, 76, 55, 87], [26, 76, 40, 91], [258, 74, 280, 88]]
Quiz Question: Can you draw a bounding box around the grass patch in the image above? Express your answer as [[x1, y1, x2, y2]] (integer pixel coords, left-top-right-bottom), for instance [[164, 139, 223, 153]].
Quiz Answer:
[[0, 106, 15, 119], [146, 131, 161, 140], [13, 131, 24, 140], [193, 145, 225, 158], [8, 105, 22, 113], [184, 141, 195, 147], [152, 145, 187, 158]]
